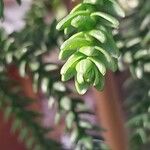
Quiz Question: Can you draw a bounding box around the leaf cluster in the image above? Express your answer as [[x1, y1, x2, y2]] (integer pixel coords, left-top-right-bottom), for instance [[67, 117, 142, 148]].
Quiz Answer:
[[57, 0, 125, 94]]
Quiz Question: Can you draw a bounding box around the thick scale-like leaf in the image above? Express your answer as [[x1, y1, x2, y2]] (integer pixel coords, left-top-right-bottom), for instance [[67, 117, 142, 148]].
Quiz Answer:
[[75, 77, 90, 95], [93, 67, 105, 90], [56, 10, 89, 30], [76, 59, 93, 75], [60, 33, 92, 52], [88, 29, 106, 43], [106, 0, 125, 17], [61, 52, 85, 81], [95, 46, 117, 71], [60, 37, 92, 59], [98, 26, 120, 57], [71, 15, 96, 30], [91, 12, 119, 28], [78, 46, 98, 56], [88, 57, 106, 75], [70, 3, 95, 14]]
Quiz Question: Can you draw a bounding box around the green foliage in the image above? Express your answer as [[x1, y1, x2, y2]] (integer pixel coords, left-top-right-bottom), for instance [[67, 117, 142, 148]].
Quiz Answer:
[[57, 0, 124, 94], [118, 0, 150, 80]]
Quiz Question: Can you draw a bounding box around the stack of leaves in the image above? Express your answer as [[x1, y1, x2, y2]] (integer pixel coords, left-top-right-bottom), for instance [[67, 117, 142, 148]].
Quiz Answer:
[[56, 0, 125, 94]]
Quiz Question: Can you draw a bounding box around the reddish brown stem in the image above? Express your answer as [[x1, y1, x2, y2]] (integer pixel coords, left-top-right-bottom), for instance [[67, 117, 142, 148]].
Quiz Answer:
[[93, 72, 128, 150]]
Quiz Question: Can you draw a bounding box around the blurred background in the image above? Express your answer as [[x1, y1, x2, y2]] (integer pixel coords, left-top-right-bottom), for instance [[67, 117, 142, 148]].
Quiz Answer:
[[0, 0, 149, 150]]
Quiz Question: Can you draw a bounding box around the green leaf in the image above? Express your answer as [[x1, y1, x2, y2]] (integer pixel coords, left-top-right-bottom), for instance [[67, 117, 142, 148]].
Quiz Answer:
[[95, 46, 117, 71], [93, 67, 105, 90], [136, 128, 147, 143], [59, 32, 85, 59], [53, 82, 66, 92], [66, 112, 75, 129], [29, 61, 39, 71], [107, 0, 125, 17], [64, 26, 75, 35], [76, 72, 85, 84], [99, 26, 119, 58], [41, 77, 49, 93], [70, 3, 95, 14], [76, 59, 94, 84], [88, 29, 106, 43], [19, 61, 27, 77], [44, 64, 58, 71], [88, 57, 106, 75], [60, 96, 71, 111], [59, 48, 76, 60], [70, 129, 78, 143], [5, 52, 13, 64], [71, 15, 95, 30], [91, 12, 119, 28], [84, 69, 95, 83], [78, 46, 97, 56], [55, 112, 61, 124], [76, 59, 93, 75], [56, 10, 89, 30], [79, 120, 92, 129], [93, 66, 100, 86], [3, 38, 14, 51], [60, 37, 92, 53], [61, 52, 85, 81], [80, 136, 93, 149], [75, 77, 90, 95]]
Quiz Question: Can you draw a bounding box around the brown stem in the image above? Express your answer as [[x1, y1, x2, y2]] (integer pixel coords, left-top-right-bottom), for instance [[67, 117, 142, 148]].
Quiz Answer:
[[93, 72, 128, 150]]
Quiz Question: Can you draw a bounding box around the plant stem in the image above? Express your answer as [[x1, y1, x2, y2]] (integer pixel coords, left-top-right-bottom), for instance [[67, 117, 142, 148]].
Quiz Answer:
[[93, 72, 128, 150]]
